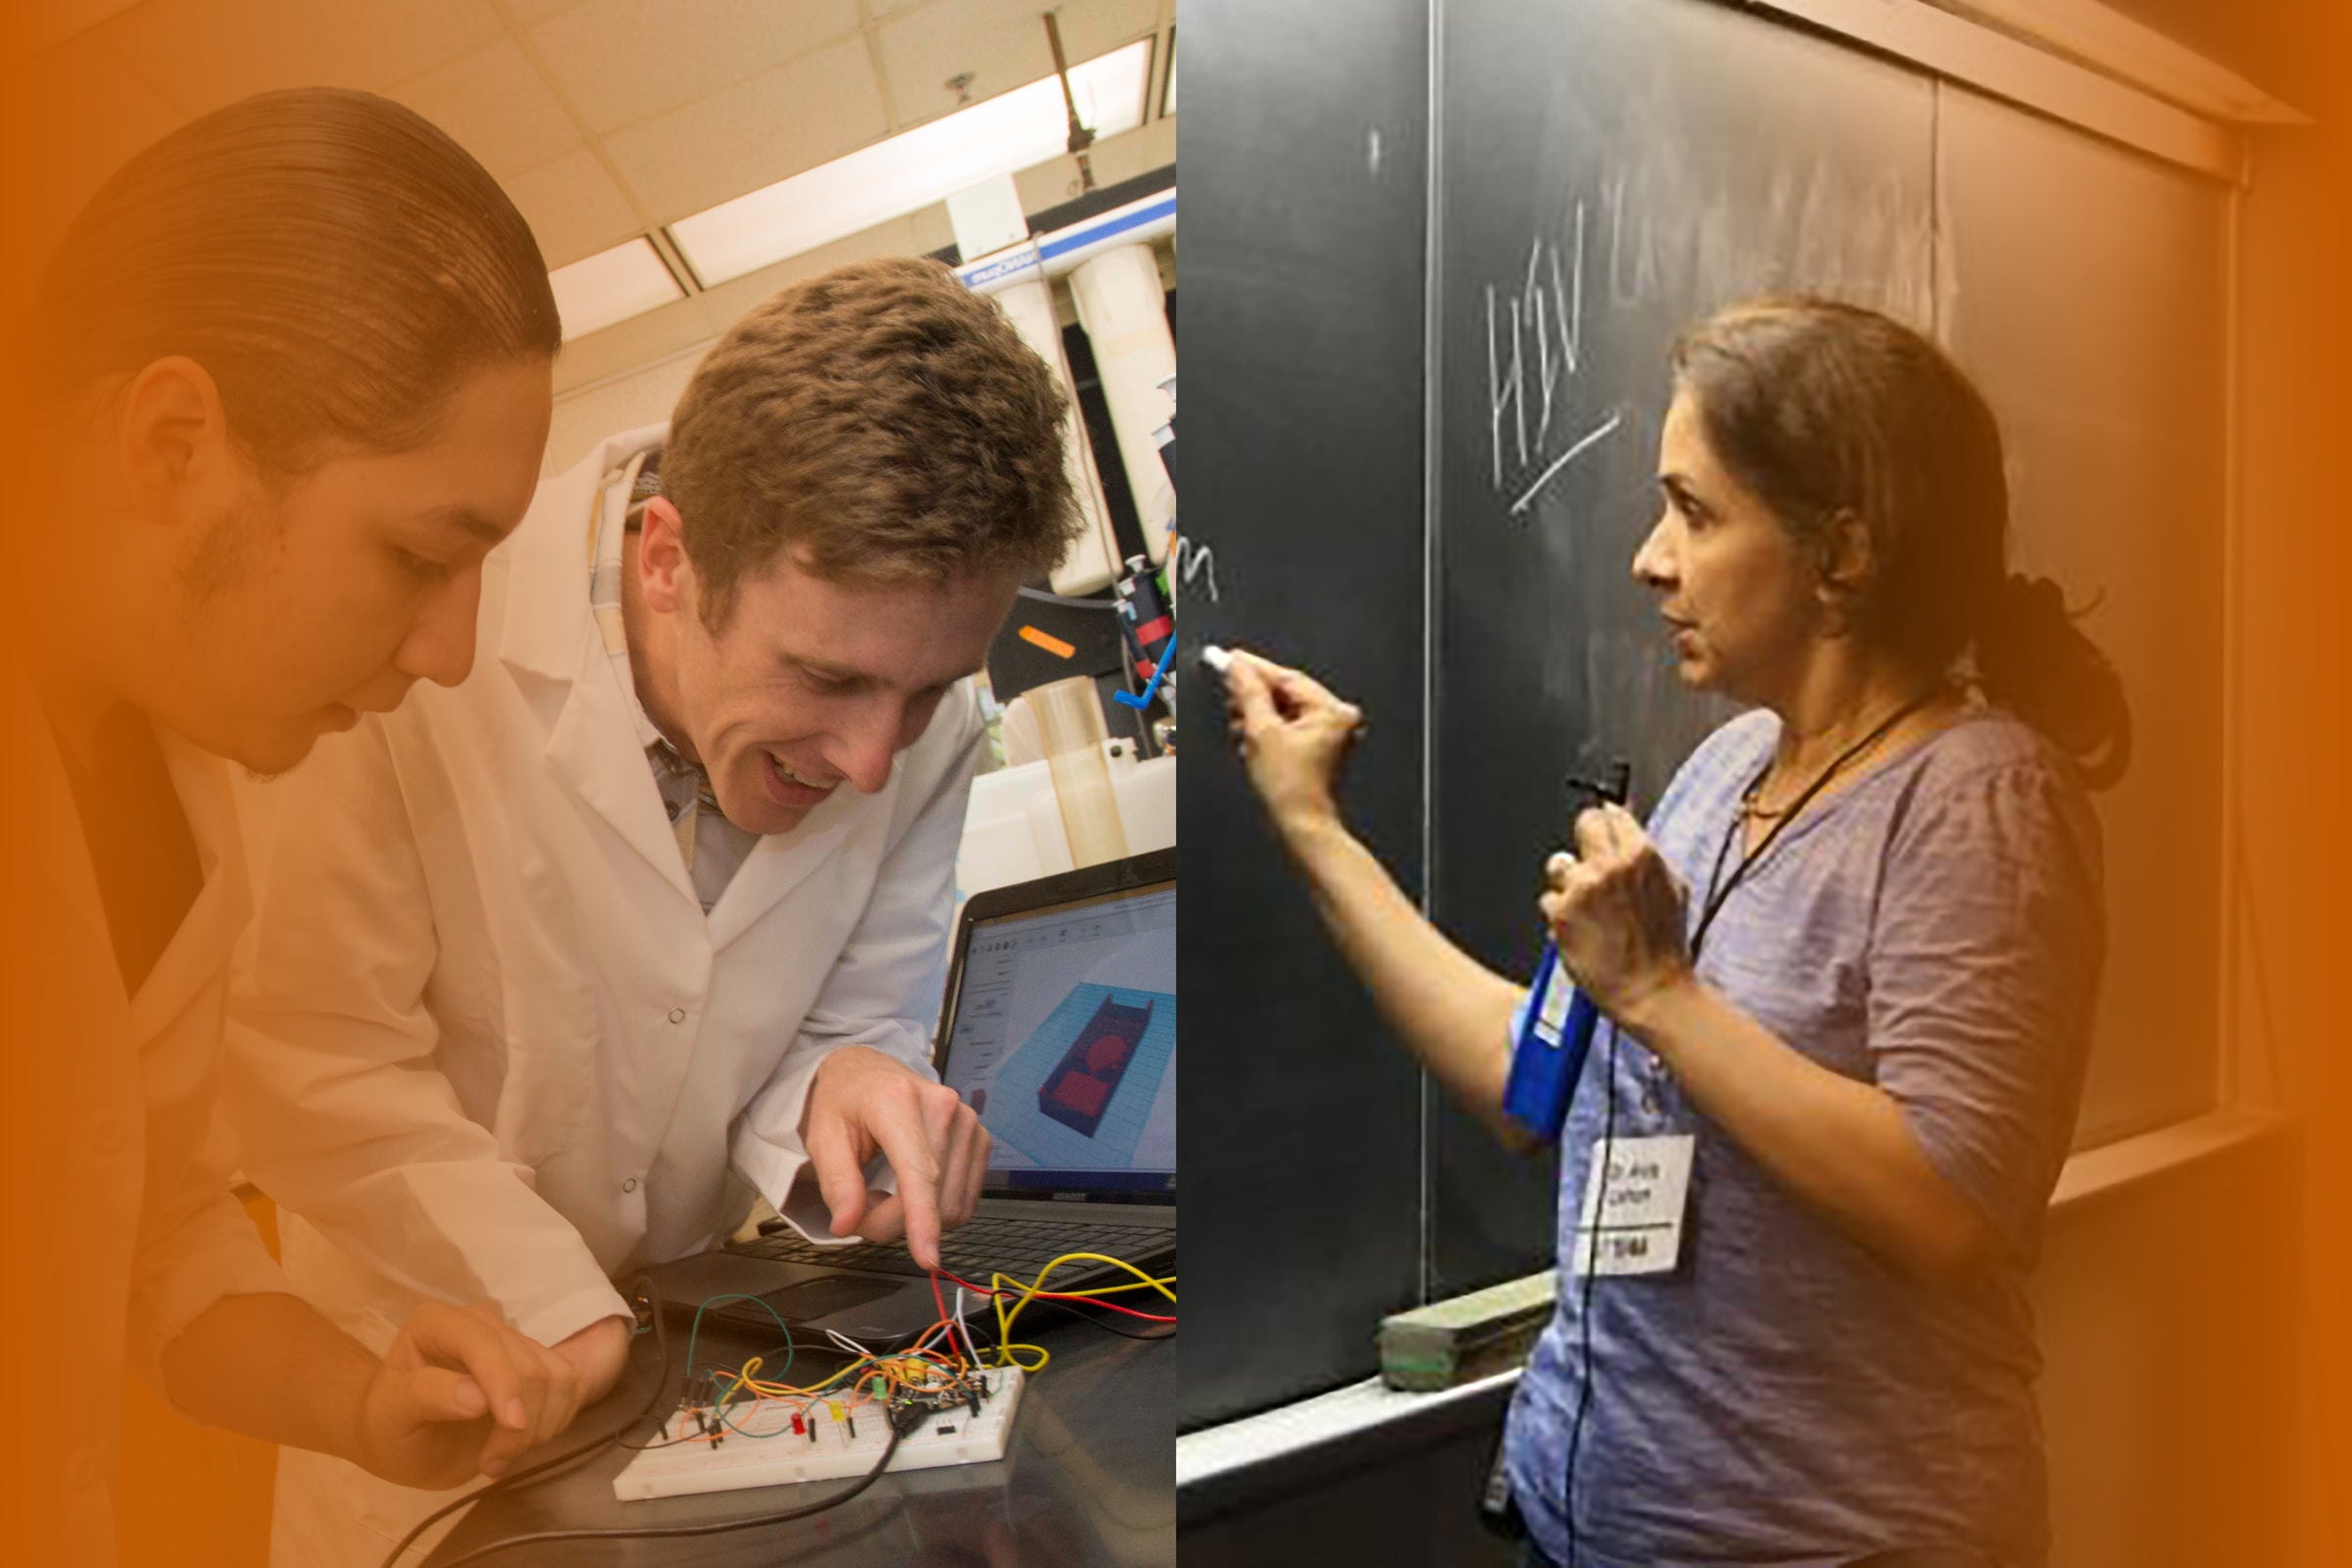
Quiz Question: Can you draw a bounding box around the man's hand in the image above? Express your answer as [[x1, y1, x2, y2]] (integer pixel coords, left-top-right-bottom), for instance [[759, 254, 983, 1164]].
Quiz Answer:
[[802, 1045, 989, 1270], [350, 1300, 592, 1489]]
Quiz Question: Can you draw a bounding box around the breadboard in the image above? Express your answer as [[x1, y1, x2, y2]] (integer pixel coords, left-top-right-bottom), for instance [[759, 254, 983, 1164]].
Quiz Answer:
[[612, 1369, 1025, 1501]]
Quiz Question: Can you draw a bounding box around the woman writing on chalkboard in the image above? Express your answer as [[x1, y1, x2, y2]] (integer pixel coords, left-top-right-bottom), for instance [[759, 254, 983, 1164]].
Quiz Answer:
[[1218, 297, 2123, 1568]]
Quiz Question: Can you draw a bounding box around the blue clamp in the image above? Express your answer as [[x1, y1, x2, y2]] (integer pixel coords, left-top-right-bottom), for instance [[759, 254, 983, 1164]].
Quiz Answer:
[[1113, 627, 1175, 710]]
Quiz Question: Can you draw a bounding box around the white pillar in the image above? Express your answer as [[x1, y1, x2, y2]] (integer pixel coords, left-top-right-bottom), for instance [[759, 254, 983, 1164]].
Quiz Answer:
[[988, 264, 1122, 593], [1069, 243, 1178, 564], [950, 174, 1120, 594]]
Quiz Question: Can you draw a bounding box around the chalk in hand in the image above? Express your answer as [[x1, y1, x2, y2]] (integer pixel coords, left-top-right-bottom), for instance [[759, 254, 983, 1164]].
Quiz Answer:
[[1200, 645, 1235, 675]]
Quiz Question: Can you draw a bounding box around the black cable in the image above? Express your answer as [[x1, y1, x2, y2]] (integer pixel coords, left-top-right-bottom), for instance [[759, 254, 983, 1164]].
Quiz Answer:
[[1560, 1027, 1620, 1567], [1002, 1295, 1176, 1346], [427, 1405, 909, 1568], [376, 1278, 670, 1568], [1058, 1312, 1176, 1345]]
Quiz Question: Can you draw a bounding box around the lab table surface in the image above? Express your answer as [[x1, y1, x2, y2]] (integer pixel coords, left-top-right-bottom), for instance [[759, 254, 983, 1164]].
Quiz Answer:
[[422, 1302, 1175, 1567]]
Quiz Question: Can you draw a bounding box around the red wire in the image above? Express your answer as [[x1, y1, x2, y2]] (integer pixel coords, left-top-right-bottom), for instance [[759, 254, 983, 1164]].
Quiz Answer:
[[927, 1270, 963, 1363], [938, 1268, 1177, 1324]]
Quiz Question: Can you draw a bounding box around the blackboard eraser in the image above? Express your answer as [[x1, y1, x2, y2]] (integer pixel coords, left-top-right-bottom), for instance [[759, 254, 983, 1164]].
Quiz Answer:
[[1377, 1271, 1558, 1392]]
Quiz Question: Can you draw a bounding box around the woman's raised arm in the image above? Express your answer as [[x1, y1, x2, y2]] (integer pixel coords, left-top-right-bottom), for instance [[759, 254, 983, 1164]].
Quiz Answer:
[[1221, 650, 1523, 1129]]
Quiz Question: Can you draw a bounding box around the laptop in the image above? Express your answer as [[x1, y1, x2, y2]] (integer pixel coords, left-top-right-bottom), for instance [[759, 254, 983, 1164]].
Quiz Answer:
[[645, 847, 1176, 1349]]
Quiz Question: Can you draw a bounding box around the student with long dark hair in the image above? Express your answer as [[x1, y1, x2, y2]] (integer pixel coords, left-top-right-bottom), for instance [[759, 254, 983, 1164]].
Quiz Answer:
[[0, 88, 583, 1562], [1221, 298, 2126, 1567]]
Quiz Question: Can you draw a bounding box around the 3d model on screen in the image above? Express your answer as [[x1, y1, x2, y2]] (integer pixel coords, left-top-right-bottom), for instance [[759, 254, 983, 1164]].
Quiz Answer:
[[1037, 994, 1156, 1137]]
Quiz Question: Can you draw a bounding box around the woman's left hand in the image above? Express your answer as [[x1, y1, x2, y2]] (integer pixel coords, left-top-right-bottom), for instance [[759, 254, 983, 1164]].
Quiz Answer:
[[1539, 803, 1695, 1024]]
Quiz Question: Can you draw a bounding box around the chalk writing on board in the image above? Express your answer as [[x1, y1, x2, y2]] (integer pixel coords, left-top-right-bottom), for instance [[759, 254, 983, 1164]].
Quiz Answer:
[[1510, 410, 1624, 517], [1484, 195, 1624, 519], [1173, 534, 1221, 606]]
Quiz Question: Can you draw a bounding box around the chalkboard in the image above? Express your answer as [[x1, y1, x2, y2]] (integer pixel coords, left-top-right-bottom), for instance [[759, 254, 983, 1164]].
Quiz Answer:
[[1426, 0, 1936, 1298], [1179, 0, 2230, 1431], [1178, 0, 1432, 1432]]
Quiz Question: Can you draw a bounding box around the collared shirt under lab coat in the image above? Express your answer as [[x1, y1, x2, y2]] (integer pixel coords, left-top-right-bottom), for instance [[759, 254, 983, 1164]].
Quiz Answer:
[[0, 652, 292, 1564], [221, 422, 981, 1358]]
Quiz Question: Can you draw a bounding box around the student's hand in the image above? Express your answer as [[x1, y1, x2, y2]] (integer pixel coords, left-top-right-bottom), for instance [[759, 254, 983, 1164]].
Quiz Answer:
[[552, 1314, 634, 1409], [1220, 650, 1366, 838], [1539, 803, 1694, 1024], [351, 1300, 591, 1489], [803, 1045, 990, 1271]]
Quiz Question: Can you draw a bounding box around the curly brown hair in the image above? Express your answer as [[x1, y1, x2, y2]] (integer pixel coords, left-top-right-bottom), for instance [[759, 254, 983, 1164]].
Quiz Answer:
[[662, 257, 1080, 623]]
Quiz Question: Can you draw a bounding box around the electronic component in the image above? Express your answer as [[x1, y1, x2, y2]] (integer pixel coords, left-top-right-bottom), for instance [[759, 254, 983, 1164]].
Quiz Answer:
[[612, 1369, 1027, 1501], [1113, 555, 1174, 690]]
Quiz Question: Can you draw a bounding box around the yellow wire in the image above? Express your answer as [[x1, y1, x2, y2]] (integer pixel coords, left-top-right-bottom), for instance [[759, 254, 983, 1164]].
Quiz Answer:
[[709, 1255, 1175, 1396], [1018, 1275, 1176, 1299], [987, 1252, 1176, 1368]]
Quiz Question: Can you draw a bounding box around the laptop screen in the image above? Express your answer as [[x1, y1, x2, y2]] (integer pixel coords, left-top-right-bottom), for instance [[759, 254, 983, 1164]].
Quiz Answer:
[[939, 878, 1176, 1196]]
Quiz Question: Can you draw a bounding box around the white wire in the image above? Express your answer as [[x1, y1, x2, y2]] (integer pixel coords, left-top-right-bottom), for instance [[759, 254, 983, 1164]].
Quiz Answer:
[[953, 1289, 984, 1366]]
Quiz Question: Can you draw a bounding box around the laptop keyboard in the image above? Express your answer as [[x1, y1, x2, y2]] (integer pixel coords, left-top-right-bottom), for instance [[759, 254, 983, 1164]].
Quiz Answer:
[[731, 1215, 1171, 1286]]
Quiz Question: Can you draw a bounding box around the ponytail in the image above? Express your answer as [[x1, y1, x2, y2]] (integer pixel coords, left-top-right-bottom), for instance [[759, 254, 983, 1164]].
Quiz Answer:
[[1673, 297, 2133, 787], [1972, 574, 2132, 788]]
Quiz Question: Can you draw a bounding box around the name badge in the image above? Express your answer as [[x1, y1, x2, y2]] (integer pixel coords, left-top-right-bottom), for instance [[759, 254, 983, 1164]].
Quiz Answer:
[[1569, 1134, 1694, 1277]]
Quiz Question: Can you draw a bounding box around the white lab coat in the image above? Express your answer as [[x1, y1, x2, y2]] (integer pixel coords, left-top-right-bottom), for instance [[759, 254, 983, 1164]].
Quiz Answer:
[[0, 651, 290, 1565], [221, 426, 981, 1566]]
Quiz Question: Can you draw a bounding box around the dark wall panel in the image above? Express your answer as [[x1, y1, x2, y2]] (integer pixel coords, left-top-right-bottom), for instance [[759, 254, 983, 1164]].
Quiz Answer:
[[1177, 0, 1432, 1431]]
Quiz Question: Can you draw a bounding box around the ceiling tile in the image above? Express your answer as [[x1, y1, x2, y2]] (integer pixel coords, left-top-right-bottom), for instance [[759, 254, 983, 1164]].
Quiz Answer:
[[504, 145, 643, 268], [4, 27, 183, 297], [550, 294, 716, 398], [501, 0, 584, 23], [692, 212, 931, 324], [1010, 107, 1172, 214], [391, 37, 582, 180], [97, 0, 505, 115], [526, 0, 859, 135], [600, 33, 887, 226], [877, 0, 1156, 130], [2, 0, 141, 60]]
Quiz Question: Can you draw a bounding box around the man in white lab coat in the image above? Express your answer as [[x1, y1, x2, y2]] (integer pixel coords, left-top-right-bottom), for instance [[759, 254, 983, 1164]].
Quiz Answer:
[[224, 257, 1084, 1566]]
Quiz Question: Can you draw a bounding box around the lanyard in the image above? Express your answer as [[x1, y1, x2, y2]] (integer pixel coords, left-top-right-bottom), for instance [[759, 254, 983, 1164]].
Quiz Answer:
[[1625, 690, 1939, 1120], [1688, 688, 1944, 961]]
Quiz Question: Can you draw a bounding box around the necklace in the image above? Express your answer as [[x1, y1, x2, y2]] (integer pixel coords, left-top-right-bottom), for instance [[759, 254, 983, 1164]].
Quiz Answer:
[[1739, 699, 1928, 822], [1696, 686, 1945, 956]]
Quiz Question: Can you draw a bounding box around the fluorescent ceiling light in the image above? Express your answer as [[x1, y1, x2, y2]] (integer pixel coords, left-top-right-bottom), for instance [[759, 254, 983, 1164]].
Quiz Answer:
[[671, 37, 1153, 288], [549, 238, 684, 342]]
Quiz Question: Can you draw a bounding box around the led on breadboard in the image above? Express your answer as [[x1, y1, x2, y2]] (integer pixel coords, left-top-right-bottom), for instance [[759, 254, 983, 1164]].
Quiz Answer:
[[612, 1369, 1027, 1501]]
